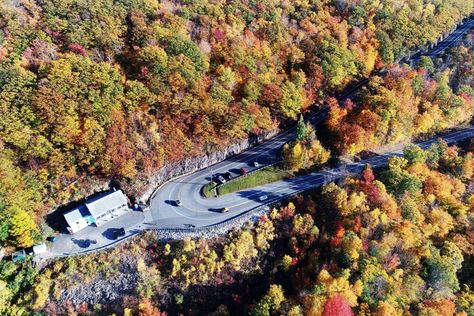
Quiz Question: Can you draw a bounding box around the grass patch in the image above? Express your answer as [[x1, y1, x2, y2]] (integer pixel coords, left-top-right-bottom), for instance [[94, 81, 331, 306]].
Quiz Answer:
[[202, 181, 218, 198], [217, 166, 292, 196]]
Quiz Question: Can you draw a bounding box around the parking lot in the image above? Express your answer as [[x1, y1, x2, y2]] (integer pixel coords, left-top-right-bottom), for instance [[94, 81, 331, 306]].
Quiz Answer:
[[37, 209, 154, 259]]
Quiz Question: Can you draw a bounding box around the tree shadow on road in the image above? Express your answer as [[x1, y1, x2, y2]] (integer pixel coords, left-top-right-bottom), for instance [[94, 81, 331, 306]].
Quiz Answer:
[[71, 238, 97, 248]]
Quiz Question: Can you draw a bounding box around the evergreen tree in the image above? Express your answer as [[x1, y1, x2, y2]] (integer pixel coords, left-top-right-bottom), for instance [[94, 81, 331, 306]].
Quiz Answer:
[[296, 115, 306, 141]]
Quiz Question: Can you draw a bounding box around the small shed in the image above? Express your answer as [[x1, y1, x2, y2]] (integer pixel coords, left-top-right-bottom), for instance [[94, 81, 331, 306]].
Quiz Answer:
[[33, 243, 48, 255]]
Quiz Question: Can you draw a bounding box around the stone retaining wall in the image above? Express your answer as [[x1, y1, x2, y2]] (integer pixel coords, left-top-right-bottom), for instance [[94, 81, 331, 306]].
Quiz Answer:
[[138, 128, 280, 203]]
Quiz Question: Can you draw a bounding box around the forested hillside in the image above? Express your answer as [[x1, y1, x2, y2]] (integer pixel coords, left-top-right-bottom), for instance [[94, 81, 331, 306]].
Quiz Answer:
[[2, 140, 474, 315], [326, 56, 474, 155], [0, 0, 473, 250]]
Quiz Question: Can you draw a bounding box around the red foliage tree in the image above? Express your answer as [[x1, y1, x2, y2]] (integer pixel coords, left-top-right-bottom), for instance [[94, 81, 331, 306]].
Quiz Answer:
[[280, 204, 296, 219], [261, 83, 283, 104], [361, 166, 375, 183], [68, 43, 88, 56], [343, 99, 355, 111], [323, 294, 354, 316], [331, 221, 345, 247]]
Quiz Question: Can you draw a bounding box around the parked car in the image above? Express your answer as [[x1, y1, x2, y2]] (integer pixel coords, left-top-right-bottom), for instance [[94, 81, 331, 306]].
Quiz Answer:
[[111, 228, 126, 240], [253, 161, 259, 167], [240, 168, 248, 175], [176, 200, 183, 206], [218, 175, 226, 183], [220, 207, 229, 213], [224, 172, 232, 180], [258, 195, 268, 201]]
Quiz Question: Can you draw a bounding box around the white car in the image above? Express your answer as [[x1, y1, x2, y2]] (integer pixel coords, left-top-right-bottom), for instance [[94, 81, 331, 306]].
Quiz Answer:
[[176, 200, 183, 206], [258, 195, 268, 201], [254, 161, 259, 167], [218, 175, 226, 183]]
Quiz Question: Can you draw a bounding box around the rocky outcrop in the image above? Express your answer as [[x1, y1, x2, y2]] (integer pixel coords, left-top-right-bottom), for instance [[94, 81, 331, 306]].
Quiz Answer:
[[57, 259, 138, 306]]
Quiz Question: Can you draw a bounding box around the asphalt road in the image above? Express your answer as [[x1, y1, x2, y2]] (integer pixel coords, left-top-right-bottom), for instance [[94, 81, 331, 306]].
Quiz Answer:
[[151, 126, 474, 229], [150, 18, 474, 229], [426, 19, 474, 58]]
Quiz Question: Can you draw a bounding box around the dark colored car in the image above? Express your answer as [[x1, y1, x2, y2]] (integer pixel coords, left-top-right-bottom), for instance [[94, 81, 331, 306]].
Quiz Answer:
[[46, 236, 57, 242], [240, 168, 248, 175], [224, 172, 232, 180], [111, 228, 126, 240]]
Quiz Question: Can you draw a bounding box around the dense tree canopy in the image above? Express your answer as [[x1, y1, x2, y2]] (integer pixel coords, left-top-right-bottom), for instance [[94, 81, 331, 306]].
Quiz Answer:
[[2, 142, 474, 315], [0, 1, 474, 313], [0, 0, 471, 249]]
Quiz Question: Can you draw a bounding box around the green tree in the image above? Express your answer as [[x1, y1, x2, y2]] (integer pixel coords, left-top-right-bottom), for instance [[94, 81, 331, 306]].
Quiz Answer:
[[165, 35, 208, 73], [296, 115, 306, 141], [417, 56, 434, 72], [423, 242, 463, 299], [138, 45, 169, 77], [403, 144, 426, 165]]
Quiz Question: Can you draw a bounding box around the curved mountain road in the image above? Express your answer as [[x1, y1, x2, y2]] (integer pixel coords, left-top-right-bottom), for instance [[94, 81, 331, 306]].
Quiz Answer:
[[150, 126, 474, 229], [150, 18, 474, 229]]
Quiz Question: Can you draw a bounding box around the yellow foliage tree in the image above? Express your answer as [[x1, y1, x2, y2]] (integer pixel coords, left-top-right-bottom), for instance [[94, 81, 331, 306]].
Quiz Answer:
[[254, 216, 275, 251], [283, 142, 305, 171], [9, 208, 39, 247], [32, 272, 52, 310], [316, 269, 361, 306], [373, 301, 403, 316], [223, 230, 257, 270], [307, 139, 331, 168], [0, 280, 12, 313], [342, 232, 363, 261]]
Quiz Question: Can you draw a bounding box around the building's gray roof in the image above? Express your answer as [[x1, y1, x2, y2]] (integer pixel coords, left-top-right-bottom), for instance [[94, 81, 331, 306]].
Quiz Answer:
[[63, 205, 89, 226], [85, 190, 128, 218]]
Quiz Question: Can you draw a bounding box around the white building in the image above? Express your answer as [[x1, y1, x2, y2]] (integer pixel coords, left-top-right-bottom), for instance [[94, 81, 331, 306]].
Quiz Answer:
[[63, 205, 90, 234], [63, 189, 129, 234], [85, 190, 129, 227]]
